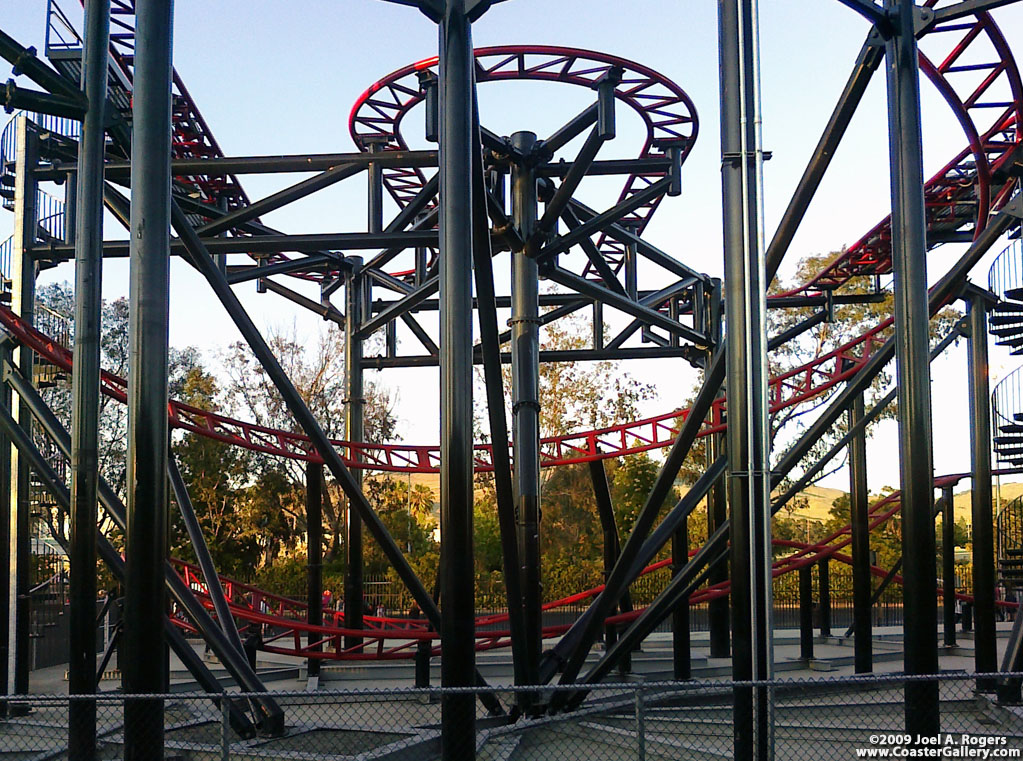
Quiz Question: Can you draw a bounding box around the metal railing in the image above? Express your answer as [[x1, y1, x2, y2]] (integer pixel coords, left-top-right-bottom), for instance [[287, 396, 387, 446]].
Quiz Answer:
[[0, 111, 81, 189], [989, 237, 1023, 302], [994, 365, 1023, 464]]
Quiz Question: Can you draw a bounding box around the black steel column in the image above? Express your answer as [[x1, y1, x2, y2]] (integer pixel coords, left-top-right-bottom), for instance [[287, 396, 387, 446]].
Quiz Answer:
[[885, 0, 939, 733], [672, 521, 691, 679], [438, 1, 477, 756], [720, 0, 773, 758], [819, 558, 831, 638], [68, 2, 109, 756], [307, 461, 323, 683], [799, 565, 813, 661], [968, 294, 997, 679], [123, 1, 173, 757], [849, 393, 872, 673], [344, 259, 364, 651], [0, 342, 10, 711], [941, 485, 956, 648], [510, 131, 542, 684], [8, 115, 37, 701], [708, 431, 730, 657], [590, 459, 621, 653]]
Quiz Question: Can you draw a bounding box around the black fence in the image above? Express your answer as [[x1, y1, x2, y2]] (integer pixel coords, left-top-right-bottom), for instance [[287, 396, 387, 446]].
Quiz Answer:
[[327, 563, 979, 637], [1, 672, 1022, 760]]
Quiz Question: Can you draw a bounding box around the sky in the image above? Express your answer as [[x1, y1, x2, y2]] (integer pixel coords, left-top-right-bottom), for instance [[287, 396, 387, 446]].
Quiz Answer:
[[2, 0, 1023, 498]]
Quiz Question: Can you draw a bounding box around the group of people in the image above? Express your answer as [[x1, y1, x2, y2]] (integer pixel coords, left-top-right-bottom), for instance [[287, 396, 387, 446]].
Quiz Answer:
[[320, 589, 388, 618]]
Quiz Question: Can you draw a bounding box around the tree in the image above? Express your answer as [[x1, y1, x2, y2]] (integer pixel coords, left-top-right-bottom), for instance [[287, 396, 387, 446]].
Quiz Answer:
[[172, 367, 262, 576], [220, 321, 397, 561], [361, 476, 437, 576], [34, 283, 203, 554]]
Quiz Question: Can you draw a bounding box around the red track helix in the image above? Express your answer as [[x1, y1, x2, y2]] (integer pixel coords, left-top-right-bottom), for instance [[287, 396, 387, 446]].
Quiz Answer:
[[781, 4, 1023, 296], [350, 45, 698, 278]]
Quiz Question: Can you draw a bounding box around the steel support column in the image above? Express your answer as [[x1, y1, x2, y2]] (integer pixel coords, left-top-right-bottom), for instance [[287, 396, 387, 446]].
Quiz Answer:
[[942, 485, 956, 649], [819, 558, 831, 638], [344, 259, 365, 651], [589, 459, 634, 670], [885, 0, 939, 734], [672, 521, 691, 680], [799, 565, 814, 661], [438, 1, 477, 755], [0, 343, 10, 712], [720, 0, 773, 758], [68, 2, 109, 756], [307, 461, 323, 683], [8, 115, 37, 701], [708, 431, 730, 658], [123, 1, 173, 756], [849, 393, 872, 673], [510, 131, 542, 684], [967, 293, 997, 681]]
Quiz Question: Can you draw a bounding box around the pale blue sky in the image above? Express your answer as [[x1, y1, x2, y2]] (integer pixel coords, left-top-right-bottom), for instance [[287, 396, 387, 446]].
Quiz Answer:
[[2, 1, 1023, 496]]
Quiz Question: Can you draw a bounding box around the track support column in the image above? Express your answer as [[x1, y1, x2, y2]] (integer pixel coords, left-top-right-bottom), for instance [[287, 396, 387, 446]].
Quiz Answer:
[[8, 115, 38, 703], [69, 2, 110, 756], [819, 558, 831, 638], [123, 1, 174, 757], [307, 461, 324, 686], [967, 290, 996, 684], [720, 0, 773, 758], [799, 565, 814, 661], [849, 393, 872, 673], [885, 0, 939, 734], [510, 131, 542, 685], [707, 429, 730, 658], [344, 258, 365, 651], [438, 0, 478, 756], [672, 520, 691, 680], [939, 484, 956, 649]]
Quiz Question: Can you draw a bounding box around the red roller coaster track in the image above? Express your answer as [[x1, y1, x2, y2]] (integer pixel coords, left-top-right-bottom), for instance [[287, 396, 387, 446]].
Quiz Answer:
[[6, 2, 1021, 661], [350, 45, 698, 278]]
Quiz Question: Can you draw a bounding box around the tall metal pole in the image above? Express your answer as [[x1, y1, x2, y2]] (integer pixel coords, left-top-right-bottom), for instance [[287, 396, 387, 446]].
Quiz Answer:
[[848, 393, 872, 673], [510, 131, 542, 685], [306, 462, 324, 686], [708, 441, 730, 656], [671, 520, 691, 680], [720, 0, 773, 758], [885, 0, 939, 734], [68, 2, 109, 755], [0, 343, 10, 712], [819, 557, 831, 638], [8, 115, 37, 702], [438, 0, 477, 755], [968, 293, 997, 682], [799, 564, 813, 661], [123, 1, 173, 756], [344, 259, 365, 651], [941, 485, 956, 648], [706, 280, 729, 658]]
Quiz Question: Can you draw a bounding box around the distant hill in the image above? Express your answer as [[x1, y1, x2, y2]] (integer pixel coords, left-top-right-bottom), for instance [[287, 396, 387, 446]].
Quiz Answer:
[[775, 480, 1023, 526], [400, 472, 1023, 528]]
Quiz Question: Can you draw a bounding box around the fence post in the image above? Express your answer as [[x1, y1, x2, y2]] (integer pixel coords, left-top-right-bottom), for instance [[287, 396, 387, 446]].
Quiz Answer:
[[634, 687, 645, 761], [221, 696, 230, 761]]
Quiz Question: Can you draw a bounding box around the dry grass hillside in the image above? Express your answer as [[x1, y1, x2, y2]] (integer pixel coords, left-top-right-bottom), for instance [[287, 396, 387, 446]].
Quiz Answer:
[[401, 473, 1023, 528]]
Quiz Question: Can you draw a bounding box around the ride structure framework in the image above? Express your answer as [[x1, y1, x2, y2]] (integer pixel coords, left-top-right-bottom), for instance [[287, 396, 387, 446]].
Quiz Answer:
[[0, 1, 1022, 761]]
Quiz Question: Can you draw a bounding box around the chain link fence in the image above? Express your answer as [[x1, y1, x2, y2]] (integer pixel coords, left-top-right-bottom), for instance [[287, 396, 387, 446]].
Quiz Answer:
[[1, 672, 1022, 759]]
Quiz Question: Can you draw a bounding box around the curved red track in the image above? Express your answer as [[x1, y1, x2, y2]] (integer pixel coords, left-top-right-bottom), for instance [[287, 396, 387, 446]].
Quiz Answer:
[[11, 5, 1022, 660]]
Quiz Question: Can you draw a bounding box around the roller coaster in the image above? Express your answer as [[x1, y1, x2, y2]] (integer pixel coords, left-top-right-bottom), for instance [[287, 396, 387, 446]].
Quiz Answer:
[[1, 0, 1023, 759]]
